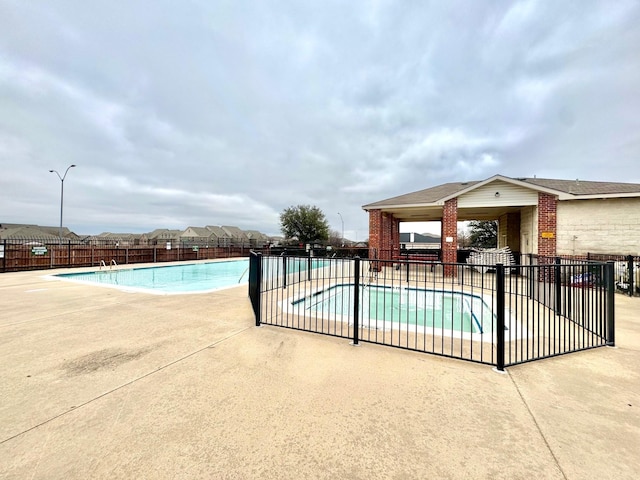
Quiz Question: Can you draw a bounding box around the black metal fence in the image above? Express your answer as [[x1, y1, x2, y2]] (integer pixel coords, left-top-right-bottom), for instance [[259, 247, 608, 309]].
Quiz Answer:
[[0, 238, 266, 273], [248, 252, 615, 370], [373, 250, 638, 297], [525, 253, 640, 297]]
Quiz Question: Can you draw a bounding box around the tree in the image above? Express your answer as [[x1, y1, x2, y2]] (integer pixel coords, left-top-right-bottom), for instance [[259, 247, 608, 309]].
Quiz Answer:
[[328, 229, 343, 246], [280, 205, 330, 244], [468, 220, 498, 248], [457, 227, 472, 248]]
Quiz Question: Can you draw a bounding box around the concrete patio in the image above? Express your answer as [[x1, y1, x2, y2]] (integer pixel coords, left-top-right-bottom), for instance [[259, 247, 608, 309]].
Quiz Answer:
[[1, 265, 638, 479]]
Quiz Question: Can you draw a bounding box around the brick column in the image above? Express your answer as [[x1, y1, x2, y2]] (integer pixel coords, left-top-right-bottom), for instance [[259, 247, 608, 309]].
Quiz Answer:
[[368, 209, 383, 260], [441, 198, 458, 277], [537, 192, 557, 257], [537, 192, 558, 281], [391, 215, 400, 258], [379, 212, 396, 261], [368, 209, 399, 262]]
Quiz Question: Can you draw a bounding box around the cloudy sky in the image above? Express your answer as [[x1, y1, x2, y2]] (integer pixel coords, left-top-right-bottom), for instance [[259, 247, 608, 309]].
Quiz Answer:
[[1, 1, 639, 239]]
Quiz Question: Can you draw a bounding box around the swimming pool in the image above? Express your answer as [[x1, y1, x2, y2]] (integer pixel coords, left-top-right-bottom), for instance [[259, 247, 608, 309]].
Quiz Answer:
[[287, 284, 497, 336], [53, 259, 250, 294]]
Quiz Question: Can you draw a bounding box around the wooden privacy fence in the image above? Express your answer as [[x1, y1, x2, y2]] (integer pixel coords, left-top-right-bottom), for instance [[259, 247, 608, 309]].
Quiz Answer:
[[0, 240, 264, 273]]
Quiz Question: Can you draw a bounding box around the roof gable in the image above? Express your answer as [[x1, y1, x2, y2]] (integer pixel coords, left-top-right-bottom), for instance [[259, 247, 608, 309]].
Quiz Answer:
[[457, 179, 539, 208], [183, 227, 212, 237], [206, 226, 231, 238], [221, 226, 248, 239]]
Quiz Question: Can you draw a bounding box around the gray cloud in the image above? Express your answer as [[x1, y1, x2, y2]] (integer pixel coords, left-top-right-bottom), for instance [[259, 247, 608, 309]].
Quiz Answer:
[[1, 0, 639, 239]]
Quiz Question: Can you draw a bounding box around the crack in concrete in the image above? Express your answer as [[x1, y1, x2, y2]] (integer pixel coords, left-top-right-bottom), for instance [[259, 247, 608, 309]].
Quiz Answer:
[[509, 371, 569, 480]]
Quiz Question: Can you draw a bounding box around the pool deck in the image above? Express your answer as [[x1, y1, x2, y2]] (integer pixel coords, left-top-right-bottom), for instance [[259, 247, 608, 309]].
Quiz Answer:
[[1, 264, 639, 479]]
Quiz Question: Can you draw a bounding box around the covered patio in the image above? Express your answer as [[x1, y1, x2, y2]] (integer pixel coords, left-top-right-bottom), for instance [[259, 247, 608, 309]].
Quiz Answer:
[[362, 175, 606, 275]]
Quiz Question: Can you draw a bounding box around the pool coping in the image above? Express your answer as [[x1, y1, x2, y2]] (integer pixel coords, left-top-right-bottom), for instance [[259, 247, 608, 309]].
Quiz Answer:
[[41, 257, 250, 295]]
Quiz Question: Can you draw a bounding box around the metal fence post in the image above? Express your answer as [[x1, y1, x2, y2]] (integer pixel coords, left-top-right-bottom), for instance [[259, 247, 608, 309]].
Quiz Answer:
[[67, 240, 72, 267], [1, 239, 6, 273], [606, 261, 615, 346], [255, 252, 262, 326], [352, 256, 361, 346], [627, 255, 634, 297], [282, 254, 287, 289], [496, 263, 505, 371], [527, 254, 534, 299], [555, 257, 562, 313], [248, 252, 262, 326]]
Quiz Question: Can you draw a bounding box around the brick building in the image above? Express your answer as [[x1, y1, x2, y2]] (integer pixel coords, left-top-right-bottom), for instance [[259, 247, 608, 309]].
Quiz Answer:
[[363, 175, 640, 273]]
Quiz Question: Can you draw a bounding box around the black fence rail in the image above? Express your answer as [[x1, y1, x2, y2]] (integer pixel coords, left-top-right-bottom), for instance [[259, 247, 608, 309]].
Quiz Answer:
[[0, 238, 267, 273], [248, 253, 615, 370]]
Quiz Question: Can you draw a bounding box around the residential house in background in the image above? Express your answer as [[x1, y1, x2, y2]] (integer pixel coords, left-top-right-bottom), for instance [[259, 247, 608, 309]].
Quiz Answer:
[[205, 226, 232, 247], [38, 226, 81, 242], [181, 227, 216, 247], [147, 229, 183, 247], [221, 226, 250, 248], [400, 232, 440, 250], [0, 224, 61, 243], [1, 223, 273, 249], [90, 232, 148, 247], [244, 230, 270, 248]]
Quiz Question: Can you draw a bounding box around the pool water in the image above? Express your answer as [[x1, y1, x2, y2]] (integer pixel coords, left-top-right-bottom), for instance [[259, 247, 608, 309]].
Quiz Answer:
[[290, 284, 496, 334], [262, 256, 329, 274], [54, 259, 250, 294]]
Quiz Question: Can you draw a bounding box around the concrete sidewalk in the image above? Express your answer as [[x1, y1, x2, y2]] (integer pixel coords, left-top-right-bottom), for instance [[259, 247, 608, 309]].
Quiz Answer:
[[0, 267, 638, 479]]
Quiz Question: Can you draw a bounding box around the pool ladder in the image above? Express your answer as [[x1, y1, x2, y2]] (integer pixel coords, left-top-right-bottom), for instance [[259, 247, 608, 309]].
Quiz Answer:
[[99, 259, 118, 270]]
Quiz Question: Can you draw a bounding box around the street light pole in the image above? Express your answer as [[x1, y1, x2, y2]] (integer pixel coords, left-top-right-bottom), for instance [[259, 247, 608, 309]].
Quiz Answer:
[[337, 212, 344, 246], [49, 164, 76, 244]]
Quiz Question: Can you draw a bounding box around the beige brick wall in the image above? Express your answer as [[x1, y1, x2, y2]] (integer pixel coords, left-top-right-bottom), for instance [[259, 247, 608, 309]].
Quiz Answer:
[[557, 198, 640, 255]]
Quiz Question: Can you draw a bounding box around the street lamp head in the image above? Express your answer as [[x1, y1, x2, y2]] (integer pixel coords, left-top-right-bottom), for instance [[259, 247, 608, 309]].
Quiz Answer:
[[70, 164, 76, 168], [49, 170, 54, 173]]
